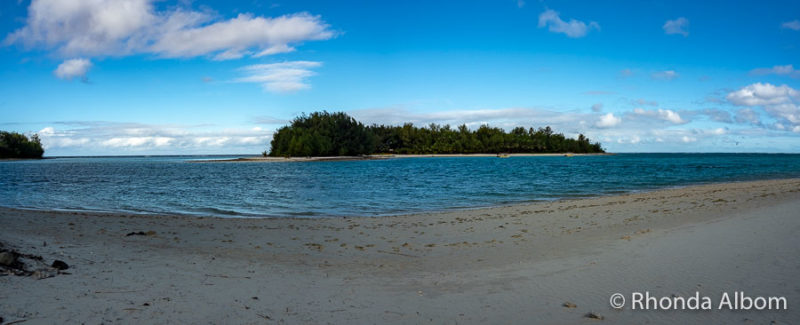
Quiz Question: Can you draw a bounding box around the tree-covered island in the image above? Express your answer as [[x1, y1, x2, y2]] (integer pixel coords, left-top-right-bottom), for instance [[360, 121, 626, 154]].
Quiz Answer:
[[0, 131, 44, 159], [268, 111, 604, 157]]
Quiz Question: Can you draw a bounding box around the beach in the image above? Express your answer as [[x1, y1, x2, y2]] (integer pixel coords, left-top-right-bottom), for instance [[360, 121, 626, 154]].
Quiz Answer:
[[1, 178, 799, 324], [191, 153, 613, 163]]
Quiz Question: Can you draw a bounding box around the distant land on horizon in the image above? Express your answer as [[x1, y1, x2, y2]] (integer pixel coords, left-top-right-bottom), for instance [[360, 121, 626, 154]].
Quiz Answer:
[[267, 111, 605, 157]]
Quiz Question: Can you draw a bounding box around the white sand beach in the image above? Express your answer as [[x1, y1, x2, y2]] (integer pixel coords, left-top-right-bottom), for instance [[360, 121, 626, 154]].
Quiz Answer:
[[1, 178, 798, 324]]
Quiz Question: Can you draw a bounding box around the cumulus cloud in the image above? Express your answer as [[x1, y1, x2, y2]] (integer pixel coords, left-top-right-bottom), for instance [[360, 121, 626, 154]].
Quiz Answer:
[[595, 113, 621, 128], [726, 83, 799, 107], [35, 122, 272, 155], [727, 83, 800, 127], [537, 9, 599, 38], [150, 13, 333, 60], [54, 58, 92, 80], [749, 64, 800, 78], [782, 20, 800, 31], [5, 0, 334, 80], [663, 17, 689, 36], [633, 108, 687, 124], [5, 0, 156, 56], [235, 61, 322, 93], [651, 70, 679, 80]]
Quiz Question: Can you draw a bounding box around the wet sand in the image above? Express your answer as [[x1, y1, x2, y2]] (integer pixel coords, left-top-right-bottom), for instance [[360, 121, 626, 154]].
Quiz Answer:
[[1, 178, 798, 324]]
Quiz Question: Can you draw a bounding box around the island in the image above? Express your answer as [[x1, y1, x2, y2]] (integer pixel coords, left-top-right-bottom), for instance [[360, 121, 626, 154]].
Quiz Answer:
[[267, 111, 604, 157], [0, 131, 44, 159]]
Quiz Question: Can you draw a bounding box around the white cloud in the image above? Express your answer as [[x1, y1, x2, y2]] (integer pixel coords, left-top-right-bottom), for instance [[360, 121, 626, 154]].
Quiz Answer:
[[651, 70, 679, 80], [663, 17, 689, 36], [633, 108, 686, 124], [235, 61, 322, 93], [103, 136, 173, 148], [35, 122, 273, 155], [151, 13, 333, 60], [616, 135, 640, 144], [38, 127, 55, 135], [537, 9, 599, 38], [726, 83, 799, 107], [734, 108, 761, 125], [681, 136, 697, 143], [54, 58, 92, 80], [5, 0, 334, 81], [765, 103, 800, 124], [709, 127, 727, 135], [727, 83, 800, 128], [782, 20, 800, 31], [595, 113, 621, 128], [591, 103, 603, 112], [749, 64, 800, 78], [5, 0, 156, 56]]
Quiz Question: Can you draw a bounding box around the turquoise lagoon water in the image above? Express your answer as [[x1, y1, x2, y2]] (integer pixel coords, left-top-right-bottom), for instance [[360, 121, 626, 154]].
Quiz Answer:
[[1, 154, 799, 217]]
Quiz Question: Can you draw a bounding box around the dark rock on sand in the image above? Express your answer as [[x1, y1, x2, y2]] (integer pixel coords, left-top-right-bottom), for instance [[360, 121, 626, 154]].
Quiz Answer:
[[0, 251, 16, 266], [51, 260, 69, 270], [126, 230, 156, 237]]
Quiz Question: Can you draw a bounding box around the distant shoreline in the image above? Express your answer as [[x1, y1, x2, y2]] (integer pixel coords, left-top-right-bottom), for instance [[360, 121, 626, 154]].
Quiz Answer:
[[190, 152, 616, 163], [0, 157, 45, 161]]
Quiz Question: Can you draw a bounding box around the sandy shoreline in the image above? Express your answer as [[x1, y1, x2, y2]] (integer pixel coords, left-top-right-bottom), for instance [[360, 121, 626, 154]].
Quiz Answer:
[[190, 152, 613, 163], [1, 178, 799, 324]]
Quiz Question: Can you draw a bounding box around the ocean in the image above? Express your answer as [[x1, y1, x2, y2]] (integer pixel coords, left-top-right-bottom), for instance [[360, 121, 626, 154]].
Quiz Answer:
[[1, 153, 799, 218]]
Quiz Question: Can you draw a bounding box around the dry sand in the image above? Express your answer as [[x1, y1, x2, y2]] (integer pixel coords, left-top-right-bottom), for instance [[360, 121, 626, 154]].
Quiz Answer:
[[1, 178, 799, 324]]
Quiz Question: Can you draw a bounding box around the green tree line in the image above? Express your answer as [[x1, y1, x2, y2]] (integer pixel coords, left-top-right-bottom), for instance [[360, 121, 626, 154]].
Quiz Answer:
[[0, 131, 45, 159], [268, 111, 604, 157]]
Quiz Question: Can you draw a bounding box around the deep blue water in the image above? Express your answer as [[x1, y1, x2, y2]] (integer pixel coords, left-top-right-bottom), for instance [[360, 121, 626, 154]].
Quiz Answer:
[[1, 154, 799, 218]]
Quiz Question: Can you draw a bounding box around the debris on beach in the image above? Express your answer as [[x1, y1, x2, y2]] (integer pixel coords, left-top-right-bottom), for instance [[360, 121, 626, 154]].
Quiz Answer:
[[0, 244, 70, 279], [126, 230, 157, 237], [562, 301, 577, 308], [584, 312, 604, 320]]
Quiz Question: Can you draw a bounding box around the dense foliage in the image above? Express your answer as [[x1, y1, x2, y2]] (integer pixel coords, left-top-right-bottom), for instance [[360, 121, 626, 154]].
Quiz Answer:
[[0, 131, 44, 159], [268, 111, 604, 157]]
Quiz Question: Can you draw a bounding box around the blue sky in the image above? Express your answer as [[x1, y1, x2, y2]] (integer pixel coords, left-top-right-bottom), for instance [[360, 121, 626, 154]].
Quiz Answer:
[[1, 0, 799, 155]]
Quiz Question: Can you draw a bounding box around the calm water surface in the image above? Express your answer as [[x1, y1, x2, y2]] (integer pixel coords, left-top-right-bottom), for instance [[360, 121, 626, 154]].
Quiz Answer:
[[1, 154, 799, 217]]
